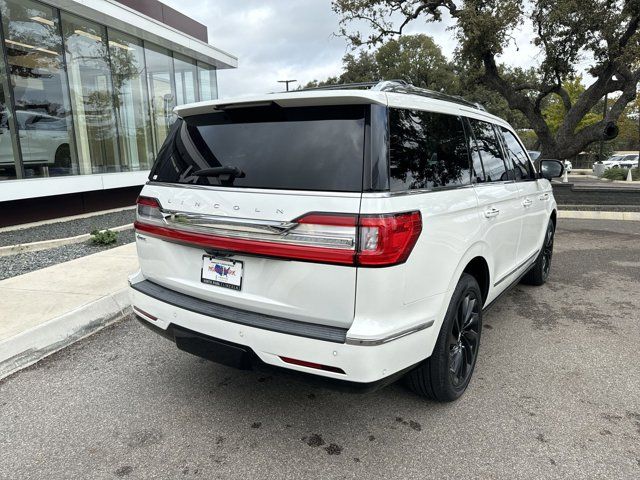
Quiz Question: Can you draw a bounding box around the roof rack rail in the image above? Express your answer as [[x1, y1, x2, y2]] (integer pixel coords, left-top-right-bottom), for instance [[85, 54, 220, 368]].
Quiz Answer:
[[298, 81, 379, 91], [374, 81, 484, 110], [294, 79, 486, 111]]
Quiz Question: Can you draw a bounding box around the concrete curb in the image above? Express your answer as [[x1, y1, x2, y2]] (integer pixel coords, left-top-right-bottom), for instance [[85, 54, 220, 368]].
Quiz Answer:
[[558, 210, 640, 221], [0, 224, 133, 257], [0, 206, 135, 233], [0, 288, 131, 380]]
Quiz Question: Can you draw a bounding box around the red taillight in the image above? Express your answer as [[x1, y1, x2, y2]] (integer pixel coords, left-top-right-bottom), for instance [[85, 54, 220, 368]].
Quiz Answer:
[[136, 196, 160, 207], [357, 211, 422, 267], [134, 197, 421, 267], [136, 195, 164, 225], [280, 356, 346, 374], [294, 211, 422, 267]]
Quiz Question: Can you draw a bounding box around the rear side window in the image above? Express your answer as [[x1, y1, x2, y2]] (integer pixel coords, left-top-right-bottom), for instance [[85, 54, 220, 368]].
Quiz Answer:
[[389, 108, 471, 191], [500, 127, 532, 180], [468, 119, 509, 182], [150, 105, 366, 192]]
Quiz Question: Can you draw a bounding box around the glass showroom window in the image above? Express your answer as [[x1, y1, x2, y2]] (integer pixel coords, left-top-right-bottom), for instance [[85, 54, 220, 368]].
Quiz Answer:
[[1, 0, 77, 178], [0, 32, 16, 180], [108, 29, 154, 171], [61, 13, 120, 174], [174, 53, 197, 105], [145, 43, 176, 154], [197, 61, 218, 101]]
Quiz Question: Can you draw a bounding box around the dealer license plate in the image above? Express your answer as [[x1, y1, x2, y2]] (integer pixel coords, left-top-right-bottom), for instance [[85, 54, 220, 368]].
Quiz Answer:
[[201, 256, 243, 291]]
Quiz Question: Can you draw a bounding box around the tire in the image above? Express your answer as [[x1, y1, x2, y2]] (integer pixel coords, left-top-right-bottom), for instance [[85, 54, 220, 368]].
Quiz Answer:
[[521, 220, 555, 286], [54, 144, 71, 169], [406, 273, 482, 401]]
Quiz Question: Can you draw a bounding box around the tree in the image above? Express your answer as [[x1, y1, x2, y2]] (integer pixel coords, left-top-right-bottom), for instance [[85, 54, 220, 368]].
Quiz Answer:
[[305, 34, 456, 88], [306, 34, 529, 128], [332, 0, 640, 160], [612, 96, 640, 151]]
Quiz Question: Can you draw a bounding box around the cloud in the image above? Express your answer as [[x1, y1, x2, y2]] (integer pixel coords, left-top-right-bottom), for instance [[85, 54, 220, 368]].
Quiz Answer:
[[162, 0, 547, 98]]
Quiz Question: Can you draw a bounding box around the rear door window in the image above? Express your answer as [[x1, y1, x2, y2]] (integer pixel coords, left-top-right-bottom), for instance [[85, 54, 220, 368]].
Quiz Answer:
[[388, 108, 471, 191], [150, 105, 366, 192], [468, 119, 509, 182]]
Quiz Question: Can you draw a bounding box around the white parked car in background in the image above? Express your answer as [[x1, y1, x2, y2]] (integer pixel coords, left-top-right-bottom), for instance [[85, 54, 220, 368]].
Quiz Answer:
[[594, 154, 639, 172], [130, 81, 563, 401], [0, 110, 71, 170], [618, 154, 639, 169]]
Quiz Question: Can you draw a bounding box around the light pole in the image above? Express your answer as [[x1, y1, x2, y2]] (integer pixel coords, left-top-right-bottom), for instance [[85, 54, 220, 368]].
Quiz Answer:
[[278, 79, 297, 91], [598, 93, 608, 162]]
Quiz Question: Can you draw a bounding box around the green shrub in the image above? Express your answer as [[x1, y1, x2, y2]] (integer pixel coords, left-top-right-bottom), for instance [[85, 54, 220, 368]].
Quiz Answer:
[[90, 229, 118, 245], [601, 168, 640, 181]]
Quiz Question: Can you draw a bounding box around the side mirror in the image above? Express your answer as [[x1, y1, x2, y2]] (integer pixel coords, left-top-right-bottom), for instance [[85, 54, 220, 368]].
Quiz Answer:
[[539, 159, 564, 179]]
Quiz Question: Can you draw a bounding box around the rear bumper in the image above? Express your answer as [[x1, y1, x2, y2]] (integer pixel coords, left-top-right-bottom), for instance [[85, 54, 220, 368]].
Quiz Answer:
[[137, 319, 415, 393], [130, 279, 436, 385]]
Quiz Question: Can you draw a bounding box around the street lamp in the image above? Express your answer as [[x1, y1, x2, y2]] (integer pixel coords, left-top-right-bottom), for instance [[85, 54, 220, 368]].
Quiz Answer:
[[278, 79, 297, 92], [598, 94, 608, 162]]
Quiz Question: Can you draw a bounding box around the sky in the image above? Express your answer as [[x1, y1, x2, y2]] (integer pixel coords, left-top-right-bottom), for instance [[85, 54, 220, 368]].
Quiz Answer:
[[161, 0, 545, 99]]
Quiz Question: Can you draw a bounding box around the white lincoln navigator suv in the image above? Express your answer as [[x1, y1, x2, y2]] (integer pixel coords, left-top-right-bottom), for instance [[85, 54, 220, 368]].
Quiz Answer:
[[129, 81, 563, 401]]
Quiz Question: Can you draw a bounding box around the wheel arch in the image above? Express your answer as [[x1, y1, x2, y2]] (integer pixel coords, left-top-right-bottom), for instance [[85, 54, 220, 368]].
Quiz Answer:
[[55, 142, 70, 157], [462, 257, 490, 307], [445, 241, 494, 309], [53, 142, 71, 166]]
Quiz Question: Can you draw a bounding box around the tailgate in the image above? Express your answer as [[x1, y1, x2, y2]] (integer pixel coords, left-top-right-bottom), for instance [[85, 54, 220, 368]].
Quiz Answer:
[[134, 104, 369, 329], [135, 185, 361, 328]]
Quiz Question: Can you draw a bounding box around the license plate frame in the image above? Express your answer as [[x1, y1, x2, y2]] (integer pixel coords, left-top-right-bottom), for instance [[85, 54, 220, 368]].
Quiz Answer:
[[201, 256, 243, 291]]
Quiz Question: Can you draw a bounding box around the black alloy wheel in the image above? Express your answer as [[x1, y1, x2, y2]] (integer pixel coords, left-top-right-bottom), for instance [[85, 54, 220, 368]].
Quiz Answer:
[[541, 222, 554, 280], [449, 290, 480, 389], [522, 219, 555, 286], [406, 273, 483, 401]]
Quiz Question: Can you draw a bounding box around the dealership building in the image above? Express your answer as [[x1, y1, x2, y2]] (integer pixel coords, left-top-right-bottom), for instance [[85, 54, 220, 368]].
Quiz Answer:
[[0, 0, 237, 226]]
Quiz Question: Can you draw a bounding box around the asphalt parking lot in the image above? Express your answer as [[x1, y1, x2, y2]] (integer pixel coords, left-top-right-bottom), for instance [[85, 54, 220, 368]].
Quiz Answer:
[[1, 219, 639, 479]]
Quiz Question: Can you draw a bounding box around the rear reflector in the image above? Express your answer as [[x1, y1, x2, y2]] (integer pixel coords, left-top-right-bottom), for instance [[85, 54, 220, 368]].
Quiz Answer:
[[134, 197, 421, 267], [280, 356, 346, 374], [133, 306, 157, 321]]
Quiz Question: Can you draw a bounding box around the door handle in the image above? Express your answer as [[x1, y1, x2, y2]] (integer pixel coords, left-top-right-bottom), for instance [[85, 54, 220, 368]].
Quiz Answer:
[[522, 198, 533, 207], [484, 207, 500, 218], [539, 193, 550, 201]]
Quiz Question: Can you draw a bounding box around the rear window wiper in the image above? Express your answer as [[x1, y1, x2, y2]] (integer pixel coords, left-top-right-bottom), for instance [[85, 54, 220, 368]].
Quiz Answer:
[[192, 166, 246, 178]]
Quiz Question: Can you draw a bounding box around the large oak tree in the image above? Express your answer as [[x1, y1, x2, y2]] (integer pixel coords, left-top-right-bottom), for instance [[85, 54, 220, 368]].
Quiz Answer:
[[304, 34, 530, 129], [332, 0, 640, 160]]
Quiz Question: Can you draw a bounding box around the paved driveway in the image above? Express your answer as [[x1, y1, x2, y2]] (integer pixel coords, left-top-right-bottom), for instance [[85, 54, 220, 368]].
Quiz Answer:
[[1, 219, 639, 479]]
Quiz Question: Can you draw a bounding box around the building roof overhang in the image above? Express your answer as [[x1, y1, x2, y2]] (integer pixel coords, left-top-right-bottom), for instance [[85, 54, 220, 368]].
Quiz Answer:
[[43, 0, 237, 69]]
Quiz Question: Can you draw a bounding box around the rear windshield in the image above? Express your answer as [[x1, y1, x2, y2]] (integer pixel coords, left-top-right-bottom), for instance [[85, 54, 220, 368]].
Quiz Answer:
[[150, 105, 366, 192]]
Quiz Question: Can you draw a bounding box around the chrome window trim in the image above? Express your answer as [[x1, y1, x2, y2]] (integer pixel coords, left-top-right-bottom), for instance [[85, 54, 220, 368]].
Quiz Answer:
[[472, 180, 518, 188], [362, 184, 475, 198]]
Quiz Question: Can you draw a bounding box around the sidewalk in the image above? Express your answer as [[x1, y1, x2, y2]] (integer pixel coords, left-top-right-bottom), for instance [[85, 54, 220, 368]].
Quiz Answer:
[[0, 242, 138, 378]]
